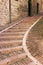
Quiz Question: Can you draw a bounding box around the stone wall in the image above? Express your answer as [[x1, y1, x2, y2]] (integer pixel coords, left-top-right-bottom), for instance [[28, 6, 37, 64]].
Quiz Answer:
[[0, 0, 9, 25], [38, 0, 43, 12], [32, 0, 37, 15], [18, 0, 28, 17], [11, 0, 20, 21], [0, 0, 28, 26], [0, 0, 42, 26]]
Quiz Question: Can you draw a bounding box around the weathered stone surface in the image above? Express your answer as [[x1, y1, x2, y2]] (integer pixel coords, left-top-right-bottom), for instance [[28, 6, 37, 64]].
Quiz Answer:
[[0, 0, 9, 25], [0, 0, 43, 25], [11, 1, 20, 21], [0, 0, 28, 25]]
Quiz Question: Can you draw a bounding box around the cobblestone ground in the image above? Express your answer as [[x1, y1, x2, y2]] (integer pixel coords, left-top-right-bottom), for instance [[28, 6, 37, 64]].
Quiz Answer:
[[27, 17, 43, 64]]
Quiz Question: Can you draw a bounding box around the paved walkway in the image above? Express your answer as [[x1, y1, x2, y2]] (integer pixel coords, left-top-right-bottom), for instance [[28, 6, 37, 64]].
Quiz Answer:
[[0, 15, 42, 65], [25, 17, 43, 65]]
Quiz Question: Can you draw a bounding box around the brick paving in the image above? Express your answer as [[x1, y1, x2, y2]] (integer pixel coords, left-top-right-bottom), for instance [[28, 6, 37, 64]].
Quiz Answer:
[[27, 17, 43, 64], [0, 15, 42, 65]]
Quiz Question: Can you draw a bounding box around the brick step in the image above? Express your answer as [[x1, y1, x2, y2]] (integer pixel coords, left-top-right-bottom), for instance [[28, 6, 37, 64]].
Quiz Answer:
[[16, 20, 33, 26], [0, 53, 26, 65], [0, 34, 23, 38], [0, 40, 22, 48], [12, 24, 29, 27], [0, 48, 24, 61], [18, 21, 35, 25], [4, 29, 27, 32], [12, 23, 32, 28], [0, 40, 29, 49], [8, 28, 28, 32], [0, 46, 22, 54], [0, 38, 23, 41], [12, 25, 29, 29], [0, 32, 25, 35], [5, 28, 27, 32], [0, 35, 23, 41], [10, 24, 30, 29]]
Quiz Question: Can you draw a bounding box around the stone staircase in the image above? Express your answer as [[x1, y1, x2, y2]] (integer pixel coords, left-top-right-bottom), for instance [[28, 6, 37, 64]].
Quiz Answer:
[[0, 16, 41, 65]]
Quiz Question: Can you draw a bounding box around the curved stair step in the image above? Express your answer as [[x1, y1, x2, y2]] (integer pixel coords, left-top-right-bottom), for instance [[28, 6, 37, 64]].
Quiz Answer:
[[0, 49, 24, 61], [0, 35, 23, 38], [0, 32, 25, 35], [5, 28, 27, 32], [12, 25, 30, 28], [0, 40, 22, 48], [0, 35, 23, 41], [0, 53, 26, 65], [0, 46, 23, 54]]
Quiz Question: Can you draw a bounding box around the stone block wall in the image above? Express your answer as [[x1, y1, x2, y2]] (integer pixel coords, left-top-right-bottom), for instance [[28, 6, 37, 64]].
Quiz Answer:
[[32, 0, 37, 15], [18, 0, 28, 17], [0, 0, 9, 25], [0, 0, 41, 26], [11, 0, 20, 21], [0, 0, 28, 26]]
